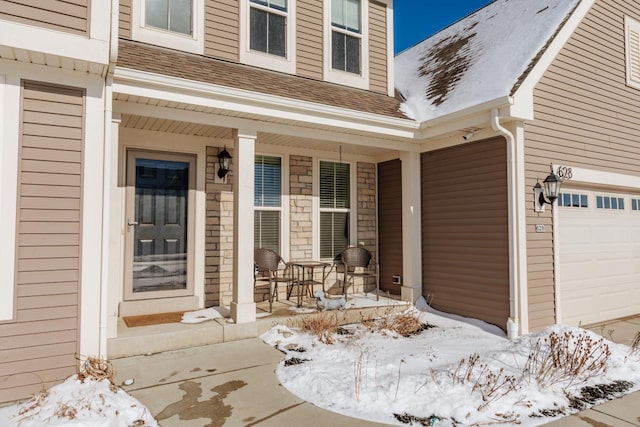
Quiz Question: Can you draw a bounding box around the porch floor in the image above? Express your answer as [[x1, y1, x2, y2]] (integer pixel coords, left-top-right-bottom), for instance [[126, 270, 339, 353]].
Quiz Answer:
[[108, 293, 409, 359]]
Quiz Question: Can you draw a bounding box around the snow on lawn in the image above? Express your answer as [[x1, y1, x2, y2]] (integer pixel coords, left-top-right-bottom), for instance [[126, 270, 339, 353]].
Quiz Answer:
[[0, 375, 158, 427], [261, 298, 640, 426]]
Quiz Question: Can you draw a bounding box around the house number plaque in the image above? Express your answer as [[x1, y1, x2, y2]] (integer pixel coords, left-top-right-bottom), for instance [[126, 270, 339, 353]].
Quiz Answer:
[[556, 166, 572, 180]]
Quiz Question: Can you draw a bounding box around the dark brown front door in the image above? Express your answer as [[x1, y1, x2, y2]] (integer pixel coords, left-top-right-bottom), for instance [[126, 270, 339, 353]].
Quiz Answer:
[[377, 159, 403, 295]]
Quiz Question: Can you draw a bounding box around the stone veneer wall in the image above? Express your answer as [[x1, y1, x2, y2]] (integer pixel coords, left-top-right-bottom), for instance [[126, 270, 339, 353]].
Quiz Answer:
[[205, 145, 234, 307], [356, 162, 378, 292], [289, 155, 313, 261]]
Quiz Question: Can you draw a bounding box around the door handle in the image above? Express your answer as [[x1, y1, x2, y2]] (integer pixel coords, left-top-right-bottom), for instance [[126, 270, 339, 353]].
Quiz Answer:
[[127, 218, 139, 231]]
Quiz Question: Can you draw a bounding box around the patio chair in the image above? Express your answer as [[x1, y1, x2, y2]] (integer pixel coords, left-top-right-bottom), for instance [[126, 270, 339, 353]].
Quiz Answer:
[[340, 246, 379, 300], [254, 248, 295, 312]]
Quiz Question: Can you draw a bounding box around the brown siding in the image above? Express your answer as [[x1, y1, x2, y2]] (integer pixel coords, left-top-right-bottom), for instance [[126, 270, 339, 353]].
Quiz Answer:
[[377, 159, 402, 294], [0, 81, 84, 403], [119, 0, 131, 38], [0, 0, 88, 35], [368, 0, 388, 94], [525, 0, 640, 331], [296, 0, 323, 80], [204, 0, 239, 62], [421, 137, 510, 329]]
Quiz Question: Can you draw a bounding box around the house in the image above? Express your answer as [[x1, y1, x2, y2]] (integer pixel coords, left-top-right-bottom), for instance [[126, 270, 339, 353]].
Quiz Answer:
[[1, 0, 639, 404]]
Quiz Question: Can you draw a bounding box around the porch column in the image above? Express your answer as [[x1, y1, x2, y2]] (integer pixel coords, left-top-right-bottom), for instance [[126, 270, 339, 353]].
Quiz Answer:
[[230, 129, 257, 324], [400, 151, 422, 303]]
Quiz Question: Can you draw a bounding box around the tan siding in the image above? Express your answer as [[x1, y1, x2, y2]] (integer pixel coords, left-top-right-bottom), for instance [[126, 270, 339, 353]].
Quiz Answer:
[[422, 137, 510, 329], [0, 81, 84, 404], [296, 0, 323, 80], [120, 0, 131, 38], [0, 0, 88, 35], [377, 159, 402, 294], [204, 0, 239, 61], [368, 1, 388, 94], [525, 0, 640, 331]]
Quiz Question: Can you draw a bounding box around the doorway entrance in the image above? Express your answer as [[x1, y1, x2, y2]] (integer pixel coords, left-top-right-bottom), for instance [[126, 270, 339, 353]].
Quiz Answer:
[[124, 150, 196, 300]]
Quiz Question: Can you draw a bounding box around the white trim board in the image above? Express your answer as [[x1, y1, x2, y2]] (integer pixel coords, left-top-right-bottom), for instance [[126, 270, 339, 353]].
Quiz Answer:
[[554, 165, 640, 190]]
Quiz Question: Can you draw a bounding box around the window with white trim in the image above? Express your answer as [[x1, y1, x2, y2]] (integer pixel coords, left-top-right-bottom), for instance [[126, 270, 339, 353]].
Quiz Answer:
[[132, 0, 204, 53], [319, 160, 350, 260], [558, 192, 588, 208], [324, 0, 368, 89], [632, 198, 640, 211], [250, 0, 288, 57], [596, 195, 625, 210], [145, 0, 192, 35], [625, 16, 640, 89], [254, 155, 282, 253], [331, 0, 361, 74]]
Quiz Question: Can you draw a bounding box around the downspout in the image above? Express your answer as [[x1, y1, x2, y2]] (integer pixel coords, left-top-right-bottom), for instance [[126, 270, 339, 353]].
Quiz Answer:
[[491, 108, 520, 339], [99, 0, 119, 358]]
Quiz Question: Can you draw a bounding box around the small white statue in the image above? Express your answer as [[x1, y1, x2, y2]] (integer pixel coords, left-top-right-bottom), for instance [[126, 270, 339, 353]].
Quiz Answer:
[[313, 290, 346, 311]]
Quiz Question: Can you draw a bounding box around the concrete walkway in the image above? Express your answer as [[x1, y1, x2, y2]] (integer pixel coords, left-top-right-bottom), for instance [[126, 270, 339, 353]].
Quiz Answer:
[[112, 318, 640, 427]]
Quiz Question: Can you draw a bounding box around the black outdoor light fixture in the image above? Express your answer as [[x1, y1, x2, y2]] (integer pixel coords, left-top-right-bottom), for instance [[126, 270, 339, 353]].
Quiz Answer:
[[217, 146, 232, 179], [534, 165, 562, 212]]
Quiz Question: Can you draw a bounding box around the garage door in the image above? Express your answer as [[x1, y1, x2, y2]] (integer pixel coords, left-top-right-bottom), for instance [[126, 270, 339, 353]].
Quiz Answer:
[[558, 189, 640, 326]]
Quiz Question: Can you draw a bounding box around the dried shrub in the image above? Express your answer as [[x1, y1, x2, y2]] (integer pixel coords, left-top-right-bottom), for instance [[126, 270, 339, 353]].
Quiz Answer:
[[301, 313, 339, 344], [54, 403, 77, 419], [524, 330, 611, 388], [451, 354, 521, 411], [631, 331, 640, 355], [78, 356, 117, 393]]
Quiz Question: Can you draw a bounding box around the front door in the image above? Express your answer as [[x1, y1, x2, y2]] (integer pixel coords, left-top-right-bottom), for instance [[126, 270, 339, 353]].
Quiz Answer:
[[124, 150, 196, 300]]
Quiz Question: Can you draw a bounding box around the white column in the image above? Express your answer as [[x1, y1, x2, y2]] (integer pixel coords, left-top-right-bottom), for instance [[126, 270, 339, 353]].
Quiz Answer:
[[231, 129, 257, 323], [400, 151, 422, 303]]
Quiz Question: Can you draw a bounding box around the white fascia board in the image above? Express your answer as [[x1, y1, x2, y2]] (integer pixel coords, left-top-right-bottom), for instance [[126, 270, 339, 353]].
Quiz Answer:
[[113, 67, 420, 138], [417, 96, 514, 140], [510, 0, 595, 118], [113, 99, 420, 152], [0, 20, 109, 65]]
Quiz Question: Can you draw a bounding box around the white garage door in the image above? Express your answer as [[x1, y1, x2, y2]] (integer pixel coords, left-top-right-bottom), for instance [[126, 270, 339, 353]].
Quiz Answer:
[[558, 189, 640, 326]]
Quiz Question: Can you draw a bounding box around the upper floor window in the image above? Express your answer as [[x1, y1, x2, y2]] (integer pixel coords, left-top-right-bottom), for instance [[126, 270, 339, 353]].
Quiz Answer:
[[331, 0, 361, 74], [145, 0, 192, 35], [132, 0, 204, 53], [319, 160, 350, 260], [250, 0, 287, 57], [625, 16, 640, 90], [323, 0, 368, 89], [240, 0, 296, 74]]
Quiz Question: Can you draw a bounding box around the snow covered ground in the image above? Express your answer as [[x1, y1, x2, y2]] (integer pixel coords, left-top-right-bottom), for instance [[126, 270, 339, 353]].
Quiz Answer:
[[262, 297, 640, 426], [0, 375, 158, 427]]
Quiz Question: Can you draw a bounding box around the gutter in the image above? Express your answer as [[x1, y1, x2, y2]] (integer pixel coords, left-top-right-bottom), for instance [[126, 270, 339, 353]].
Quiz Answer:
[[491, 108, 520, 339], [99, 0, 119, 358]]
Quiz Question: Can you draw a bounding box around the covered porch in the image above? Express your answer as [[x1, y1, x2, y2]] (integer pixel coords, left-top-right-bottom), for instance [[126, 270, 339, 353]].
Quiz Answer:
[[103, 43, 424, 351]]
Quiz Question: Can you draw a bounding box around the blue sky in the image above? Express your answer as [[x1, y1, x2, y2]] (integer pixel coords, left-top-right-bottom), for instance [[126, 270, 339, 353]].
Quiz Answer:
[[394, 0, 494, 54]]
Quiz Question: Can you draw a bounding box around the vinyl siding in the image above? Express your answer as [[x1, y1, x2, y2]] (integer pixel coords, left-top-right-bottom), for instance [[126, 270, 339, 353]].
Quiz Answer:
[[119, 0, 131, 38], [421, 137, 510, 329], [0, 81, 84, 403], [296, 0, 323, 80], [377, 159, 402, 294], [204, 0, 239, 61], [368, 0, 388, 94], [525, 0, 640, 331], [0, 0, 89, 35]]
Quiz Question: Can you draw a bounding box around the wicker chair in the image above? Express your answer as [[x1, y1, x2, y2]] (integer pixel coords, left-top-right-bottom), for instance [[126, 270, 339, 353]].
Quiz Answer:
[[254, 248, 295, 312], [340, 246, 379, 300]]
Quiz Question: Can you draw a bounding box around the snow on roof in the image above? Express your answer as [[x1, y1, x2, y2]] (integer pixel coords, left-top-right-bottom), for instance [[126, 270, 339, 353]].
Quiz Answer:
[[394, 0, 581, 122]]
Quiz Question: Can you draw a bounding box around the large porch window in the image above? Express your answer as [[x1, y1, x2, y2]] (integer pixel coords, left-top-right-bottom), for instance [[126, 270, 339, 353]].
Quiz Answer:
[[319, 160, 350, 259], [254, 155, 282, 252]]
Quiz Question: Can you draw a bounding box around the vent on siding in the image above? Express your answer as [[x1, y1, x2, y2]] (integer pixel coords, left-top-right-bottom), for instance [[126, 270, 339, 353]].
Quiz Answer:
[[626, 16, 640, 88]]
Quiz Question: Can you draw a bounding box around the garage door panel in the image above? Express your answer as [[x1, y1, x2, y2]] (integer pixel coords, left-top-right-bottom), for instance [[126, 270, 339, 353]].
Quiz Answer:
[[559, 189, 640, 326]]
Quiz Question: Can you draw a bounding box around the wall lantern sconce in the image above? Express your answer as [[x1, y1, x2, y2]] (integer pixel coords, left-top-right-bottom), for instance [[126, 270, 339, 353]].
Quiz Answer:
[[534, 165, 562, 213], [217, 146, 232, 180]]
